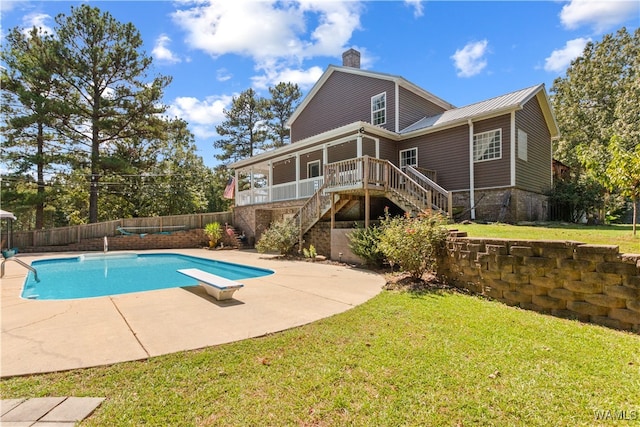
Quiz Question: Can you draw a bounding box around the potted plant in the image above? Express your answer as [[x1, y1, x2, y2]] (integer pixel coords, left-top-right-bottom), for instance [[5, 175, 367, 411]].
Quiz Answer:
[[204, 222, 223, 248]]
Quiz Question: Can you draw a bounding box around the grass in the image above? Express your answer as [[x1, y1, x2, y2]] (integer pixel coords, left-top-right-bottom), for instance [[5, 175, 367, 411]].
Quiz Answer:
[[452, 222, 639, 254], [2, 289, 638, 426]]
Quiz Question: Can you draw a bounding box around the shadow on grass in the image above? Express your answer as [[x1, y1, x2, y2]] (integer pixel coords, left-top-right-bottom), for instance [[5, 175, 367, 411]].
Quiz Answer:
[[383, 272, 469, 299]]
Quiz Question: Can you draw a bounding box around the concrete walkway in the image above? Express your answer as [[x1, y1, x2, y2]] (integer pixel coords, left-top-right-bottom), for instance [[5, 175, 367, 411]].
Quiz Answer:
[[1, 397, 104, 426], [1, 249, 384, 377]]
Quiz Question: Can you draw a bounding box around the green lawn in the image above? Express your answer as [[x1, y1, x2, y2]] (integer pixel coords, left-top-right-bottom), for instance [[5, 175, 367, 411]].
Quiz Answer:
[[452, 222, 639, 254], [2, 289, 638, 426]]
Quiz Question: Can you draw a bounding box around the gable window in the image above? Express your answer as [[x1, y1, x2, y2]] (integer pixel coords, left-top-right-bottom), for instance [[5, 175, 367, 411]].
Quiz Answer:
[[307, 160, 320, 178], [371, 92, 386, 126], [473, 129, 502, 162], [399, 148, 418, 170]]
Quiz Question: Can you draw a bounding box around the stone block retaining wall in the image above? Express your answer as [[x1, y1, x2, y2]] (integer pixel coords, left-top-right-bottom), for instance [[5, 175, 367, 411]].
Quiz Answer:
[[439, 234, 640, 332]]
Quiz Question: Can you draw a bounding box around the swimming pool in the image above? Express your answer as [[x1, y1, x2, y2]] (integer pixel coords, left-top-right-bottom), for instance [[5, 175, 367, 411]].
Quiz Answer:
[[21, 253, 273, 300]]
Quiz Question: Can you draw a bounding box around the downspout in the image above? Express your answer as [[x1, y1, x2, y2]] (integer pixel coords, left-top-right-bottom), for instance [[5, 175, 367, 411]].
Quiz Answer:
[[510, 111, 516, 187], [468, 119, 476, 220]]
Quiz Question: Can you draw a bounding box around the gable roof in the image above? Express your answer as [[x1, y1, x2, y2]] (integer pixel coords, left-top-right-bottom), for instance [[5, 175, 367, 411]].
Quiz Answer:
[[287, 65, 456, 127], [401, 84, 559, 138]]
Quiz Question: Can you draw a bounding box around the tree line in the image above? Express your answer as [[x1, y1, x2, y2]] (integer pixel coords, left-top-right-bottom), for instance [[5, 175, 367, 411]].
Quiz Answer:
[[1, 5, 301, 229]]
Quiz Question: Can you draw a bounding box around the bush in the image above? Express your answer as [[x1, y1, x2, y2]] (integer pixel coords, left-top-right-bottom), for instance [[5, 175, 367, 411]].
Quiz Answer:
[[204, 222, 222, 247], [347, 224, 385, 267], [378, 212, 449, 279], [255, 219, 298, 255]]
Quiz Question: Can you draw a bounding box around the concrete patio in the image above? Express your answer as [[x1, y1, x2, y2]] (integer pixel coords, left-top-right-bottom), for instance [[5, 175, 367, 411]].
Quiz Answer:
[[1, 249, 385, 378]]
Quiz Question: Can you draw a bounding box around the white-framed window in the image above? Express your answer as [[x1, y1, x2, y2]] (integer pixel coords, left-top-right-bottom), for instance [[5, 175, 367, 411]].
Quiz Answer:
[[307, 160, 320, 178], [399, 147, 418, 170], [517, 129, 528, 161], [473, 129, 502, 162], [371, 92, 386, 126]]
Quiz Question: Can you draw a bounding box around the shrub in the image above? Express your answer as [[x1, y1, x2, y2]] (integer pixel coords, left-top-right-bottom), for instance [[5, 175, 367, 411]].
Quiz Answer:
[[378, 212, 449, 279], [255, 218, 298, 255], [204, 222, 222, 247], [347, 224, 385, 267], [303, 244, 317, 260]]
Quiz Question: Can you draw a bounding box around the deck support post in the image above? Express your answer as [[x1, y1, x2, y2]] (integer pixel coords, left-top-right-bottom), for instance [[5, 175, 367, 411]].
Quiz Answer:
[[331, 193, 335, 230], [365, 189, 370, 228]]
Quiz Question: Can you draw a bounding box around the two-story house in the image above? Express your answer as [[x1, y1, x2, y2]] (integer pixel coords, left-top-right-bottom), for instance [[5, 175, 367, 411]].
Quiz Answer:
[[230, 49, 559, 257]]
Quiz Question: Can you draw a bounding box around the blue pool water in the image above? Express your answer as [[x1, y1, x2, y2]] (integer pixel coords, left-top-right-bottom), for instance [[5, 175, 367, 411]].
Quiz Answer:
[[21, 253, 273, 300]]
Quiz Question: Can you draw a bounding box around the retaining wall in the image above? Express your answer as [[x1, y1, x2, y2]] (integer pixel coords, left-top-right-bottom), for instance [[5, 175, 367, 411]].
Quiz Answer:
[[439, 234, 640, 332]]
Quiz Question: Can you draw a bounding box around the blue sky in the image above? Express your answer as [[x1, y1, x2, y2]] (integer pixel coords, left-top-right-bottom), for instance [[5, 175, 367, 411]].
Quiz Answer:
[[1, 0, 638, 167]]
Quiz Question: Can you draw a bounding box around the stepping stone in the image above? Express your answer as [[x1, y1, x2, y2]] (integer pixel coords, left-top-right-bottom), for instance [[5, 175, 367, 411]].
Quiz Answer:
[[1, 397, 66, 422], [40, 397, 105, 422], [1, 399, 25, 416]]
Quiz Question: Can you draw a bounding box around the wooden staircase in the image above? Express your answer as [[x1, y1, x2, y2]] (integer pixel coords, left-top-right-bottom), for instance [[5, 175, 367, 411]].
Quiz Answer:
[[292, 156, 453, 247]]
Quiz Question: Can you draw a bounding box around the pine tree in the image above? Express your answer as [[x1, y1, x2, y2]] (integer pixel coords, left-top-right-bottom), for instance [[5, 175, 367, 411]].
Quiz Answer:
[[214, 88, 270, 164], [267, 82, 302, 148], [52, 5, 171, 223]]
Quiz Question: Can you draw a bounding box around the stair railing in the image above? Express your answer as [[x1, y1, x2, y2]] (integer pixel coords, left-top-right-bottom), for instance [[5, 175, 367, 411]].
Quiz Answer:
[[405, 165, 453, 217]]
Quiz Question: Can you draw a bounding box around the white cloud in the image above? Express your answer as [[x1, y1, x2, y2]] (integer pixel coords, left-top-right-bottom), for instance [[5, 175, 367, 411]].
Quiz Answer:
[[404, 0, 424, 18], [172, 1, 362, 87], [166, 95, 233, 138], [21, 12, 54, 36], [560, 0, 639, 33], [216, 68, 232, 82], [544, 37, 591, 73], [0, 0, 28, 13], [451, 40, 489, 78], [152, 34, 181, 64], [251, 65, 324, 90]]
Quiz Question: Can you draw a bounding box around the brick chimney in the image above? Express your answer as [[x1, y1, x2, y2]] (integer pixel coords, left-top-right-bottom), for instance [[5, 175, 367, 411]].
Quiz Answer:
[[342, 49, 361, 68]]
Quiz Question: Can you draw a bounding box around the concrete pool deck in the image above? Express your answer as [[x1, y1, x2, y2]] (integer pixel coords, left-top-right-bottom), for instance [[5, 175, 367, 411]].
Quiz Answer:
[[1, 249, 385, 378]]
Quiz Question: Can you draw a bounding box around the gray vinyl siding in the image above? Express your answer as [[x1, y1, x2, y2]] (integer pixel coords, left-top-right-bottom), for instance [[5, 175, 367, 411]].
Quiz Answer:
[[472, 115, 511, 189], [515, 97, 552, 193], [291, 72, 396, 142], [378, 137, 398, 167], [399, 125, 469, 191], [328, 139, 358, 163], [272, 158, 295, 185], [398, 87, 449, 131]]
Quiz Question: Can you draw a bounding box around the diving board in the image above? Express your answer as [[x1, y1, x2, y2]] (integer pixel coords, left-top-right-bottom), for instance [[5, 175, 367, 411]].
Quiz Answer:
[[177, 268, 244, 301]]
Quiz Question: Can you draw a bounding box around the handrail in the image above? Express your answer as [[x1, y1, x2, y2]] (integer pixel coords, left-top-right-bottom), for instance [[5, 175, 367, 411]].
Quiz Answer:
[[1, 257, 40, 282], [292, 179, 332, 249], [405, 165, 453, 217]]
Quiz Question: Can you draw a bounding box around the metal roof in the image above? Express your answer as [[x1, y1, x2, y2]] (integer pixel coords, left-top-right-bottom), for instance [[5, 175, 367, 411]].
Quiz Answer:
[[400, 84, 544, 134]]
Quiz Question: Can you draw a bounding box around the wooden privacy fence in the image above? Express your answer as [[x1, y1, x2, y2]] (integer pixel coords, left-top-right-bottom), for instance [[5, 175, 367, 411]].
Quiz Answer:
[[11, 212, 232, 249]]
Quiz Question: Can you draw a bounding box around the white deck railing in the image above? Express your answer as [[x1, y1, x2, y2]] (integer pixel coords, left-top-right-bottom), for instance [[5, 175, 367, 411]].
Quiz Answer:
[[236, 177, 324, 206]]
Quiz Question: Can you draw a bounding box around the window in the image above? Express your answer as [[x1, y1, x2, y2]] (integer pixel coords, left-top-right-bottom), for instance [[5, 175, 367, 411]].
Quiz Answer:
[[371, 92, 386, 126], [473, 129, 501, 162], [399, 148, 418, 170], [518, 129, 528, 161], [307, 160, 320, 178]]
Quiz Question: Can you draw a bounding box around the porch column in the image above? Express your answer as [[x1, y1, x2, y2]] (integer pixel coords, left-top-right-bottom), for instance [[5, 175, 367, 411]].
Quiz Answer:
[[365, 189, 370, 228], [357, 135, 362, 157], [250, 167, 255, 205], [268, 160, 273, 203], [295, 153, 300, 199]]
